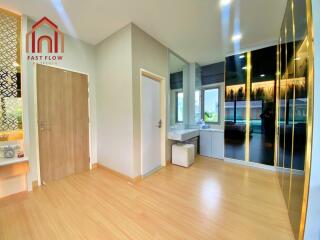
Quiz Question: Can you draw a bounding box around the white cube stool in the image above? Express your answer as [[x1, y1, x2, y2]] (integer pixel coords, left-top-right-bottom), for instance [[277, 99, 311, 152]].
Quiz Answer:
[[172, 144, 195, 167]]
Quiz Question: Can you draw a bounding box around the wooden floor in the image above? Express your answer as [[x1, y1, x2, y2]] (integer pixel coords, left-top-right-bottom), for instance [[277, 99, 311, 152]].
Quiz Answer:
[[0, 156, 294, 240]]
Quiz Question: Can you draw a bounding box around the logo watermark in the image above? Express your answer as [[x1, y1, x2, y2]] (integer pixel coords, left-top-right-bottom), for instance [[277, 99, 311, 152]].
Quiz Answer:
[[26, 17, 64, 64]]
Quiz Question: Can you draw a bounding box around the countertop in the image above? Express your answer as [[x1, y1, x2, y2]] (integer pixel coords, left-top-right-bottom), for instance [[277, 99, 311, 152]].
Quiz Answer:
[[0, 157, 29, 167], [200, 128, 224, 133]]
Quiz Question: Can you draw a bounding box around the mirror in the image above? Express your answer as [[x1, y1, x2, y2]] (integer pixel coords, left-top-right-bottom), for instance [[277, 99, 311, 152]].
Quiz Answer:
[[169, 52, 188, 127], [194, 67, 201, 124]]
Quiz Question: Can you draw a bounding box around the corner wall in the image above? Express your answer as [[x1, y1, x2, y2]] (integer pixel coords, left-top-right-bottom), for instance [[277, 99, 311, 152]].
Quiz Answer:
[[22, 20, 169, 185], [95, 24, 135, 178], [131, 24, 169, 177]]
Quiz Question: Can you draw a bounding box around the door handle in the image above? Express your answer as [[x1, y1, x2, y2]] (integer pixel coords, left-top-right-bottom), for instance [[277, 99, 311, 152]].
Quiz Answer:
[[39, 121, 51, 132], [156, 120, 162, 128], [39, 121, 45, 131]]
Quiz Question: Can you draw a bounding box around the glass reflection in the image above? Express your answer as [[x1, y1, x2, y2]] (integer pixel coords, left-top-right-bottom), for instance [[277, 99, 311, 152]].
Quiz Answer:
[[282, 0, 294, 209], [169, 52, 187, 126], [249, 46, 276, 165], [276, 0, 310, 238], [278, 25, 287, 174], [288, 0, 308, 238], [225, 54, 247, 160]]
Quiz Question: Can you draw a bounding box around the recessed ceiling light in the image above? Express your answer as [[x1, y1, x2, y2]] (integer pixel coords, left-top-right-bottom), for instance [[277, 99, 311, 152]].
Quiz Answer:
[[242, 66, 247, 70], [239, 55, 245, 59], [260, 74, 265, 77], [295, 57, 301, 61], [220, 0, 232, 7], [232, 34, 242, 42]]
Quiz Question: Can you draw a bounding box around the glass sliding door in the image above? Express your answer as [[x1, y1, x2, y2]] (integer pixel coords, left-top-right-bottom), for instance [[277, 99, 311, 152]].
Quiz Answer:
[[249, 46, 276, 165], [224, 54, 247, 161]]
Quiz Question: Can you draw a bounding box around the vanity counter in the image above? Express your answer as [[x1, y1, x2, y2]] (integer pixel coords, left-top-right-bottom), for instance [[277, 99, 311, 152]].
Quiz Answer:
[[200, 128, 224, 133], [0, 157, 29, 167], [168, 129, 200, 141]]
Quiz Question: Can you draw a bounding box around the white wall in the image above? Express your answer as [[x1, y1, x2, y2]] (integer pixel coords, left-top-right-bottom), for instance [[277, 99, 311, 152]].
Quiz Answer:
[[188, 63, 201, 125], [21, 20, 169, 183], [22, 16, 97, 188], [20, 19, 169, 184], [131, 24, 169, 177], [304, 0, 320, 238], [95, 24, 135, 178], [182, 64, 190, 126]]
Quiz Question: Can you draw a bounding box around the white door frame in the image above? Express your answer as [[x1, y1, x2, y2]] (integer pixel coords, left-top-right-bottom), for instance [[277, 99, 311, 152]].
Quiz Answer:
[[33, 63, 92, 186], [140, 69, 167, 177]]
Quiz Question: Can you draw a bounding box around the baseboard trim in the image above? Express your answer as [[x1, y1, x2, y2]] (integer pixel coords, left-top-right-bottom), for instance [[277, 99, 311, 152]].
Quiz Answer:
[[96, 164, 141, 183], [91, 163, 98, 169], [142, 165, 162, 178], [275, 166, 305, 176], [224, 158, 276, 171], [32, 180, 39, 189], [224, 158, 305, 175]]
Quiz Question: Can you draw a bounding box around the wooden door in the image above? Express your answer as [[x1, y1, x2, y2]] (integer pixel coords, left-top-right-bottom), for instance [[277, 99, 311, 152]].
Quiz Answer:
[[37, 65, 89, 183]]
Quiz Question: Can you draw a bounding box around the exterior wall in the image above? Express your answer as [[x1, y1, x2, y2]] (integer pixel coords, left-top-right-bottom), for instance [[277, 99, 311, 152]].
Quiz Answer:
[[95, 24, 135, 178], [131, 24, 169, 177]]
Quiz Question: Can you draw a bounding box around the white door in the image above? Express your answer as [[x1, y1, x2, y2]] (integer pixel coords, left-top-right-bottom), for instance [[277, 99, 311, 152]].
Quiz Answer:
[[141, 76, 161, 176]]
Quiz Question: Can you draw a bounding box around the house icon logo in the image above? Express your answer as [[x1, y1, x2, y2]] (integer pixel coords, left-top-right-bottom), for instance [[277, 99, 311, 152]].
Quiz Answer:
[[26, 17, 64, 54]]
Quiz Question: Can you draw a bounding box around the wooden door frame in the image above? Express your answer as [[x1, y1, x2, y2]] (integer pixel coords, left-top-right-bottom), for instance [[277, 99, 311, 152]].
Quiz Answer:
[[140, 69, 167, 177], [34, 64, 92, 186]]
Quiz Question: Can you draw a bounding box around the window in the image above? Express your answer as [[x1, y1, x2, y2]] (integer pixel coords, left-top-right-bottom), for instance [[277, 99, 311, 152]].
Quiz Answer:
[[202, 87, 220, 123], [176, 91, 183, 122]]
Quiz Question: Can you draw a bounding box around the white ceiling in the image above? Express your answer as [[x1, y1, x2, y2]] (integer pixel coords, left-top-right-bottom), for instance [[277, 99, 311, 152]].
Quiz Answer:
[[0, 0, 287, 66]]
